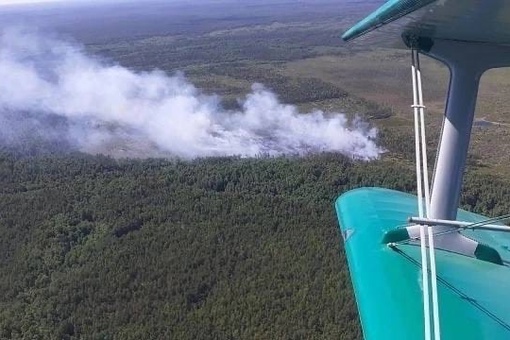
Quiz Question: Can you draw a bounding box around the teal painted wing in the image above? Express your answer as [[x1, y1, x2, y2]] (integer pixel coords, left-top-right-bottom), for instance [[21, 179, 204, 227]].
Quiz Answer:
[[335, 188, 510, 340], [342, 0, 435, 41], [343, 0, 510, 46]]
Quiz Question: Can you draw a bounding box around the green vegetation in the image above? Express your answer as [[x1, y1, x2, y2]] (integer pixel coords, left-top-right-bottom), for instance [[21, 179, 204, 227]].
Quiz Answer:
[[82, 1, 510, 172], [2, 0, 510, 339], [0, 152, 508, 339], [0, 153, 509, 339]]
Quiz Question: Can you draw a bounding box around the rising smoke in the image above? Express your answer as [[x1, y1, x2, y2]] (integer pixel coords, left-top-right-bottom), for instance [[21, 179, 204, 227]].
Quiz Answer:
[[0, 28, 383, 159]]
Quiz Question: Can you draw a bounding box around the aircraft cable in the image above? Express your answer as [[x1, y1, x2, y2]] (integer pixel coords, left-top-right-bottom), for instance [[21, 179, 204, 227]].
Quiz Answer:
[[416, 51, 431, 216], [391, 245, 510, 333], [416, 50, 441, 340], [412, 47, 432, 340]]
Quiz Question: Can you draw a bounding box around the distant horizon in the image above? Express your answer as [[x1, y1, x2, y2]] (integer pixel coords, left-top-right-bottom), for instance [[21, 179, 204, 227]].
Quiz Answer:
[[0, 0, 56, 5], [0, 0, 215, 5], [0, 0, 326, 7], [0, 0, 146, 6], [0, 0, 94, 6]]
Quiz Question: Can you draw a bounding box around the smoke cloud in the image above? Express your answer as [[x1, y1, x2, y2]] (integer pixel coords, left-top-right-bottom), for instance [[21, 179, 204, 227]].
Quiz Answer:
[[0, 28, 382, 159]]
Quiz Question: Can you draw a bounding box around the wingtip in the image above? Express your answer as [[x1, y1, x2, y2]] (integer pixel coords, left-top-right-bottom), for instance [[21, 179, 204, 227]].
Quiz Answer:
[[341, 29, 356, 42]]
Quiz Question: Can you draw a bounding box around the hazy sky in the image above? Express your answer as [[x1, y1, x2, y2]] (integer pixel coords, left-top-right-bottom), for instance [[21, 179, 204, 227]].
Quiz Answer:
[[0, 0, 68, 5], [0, 0, 58, 4], [0, 0, 195, 5], [0, 0, 123, 6]]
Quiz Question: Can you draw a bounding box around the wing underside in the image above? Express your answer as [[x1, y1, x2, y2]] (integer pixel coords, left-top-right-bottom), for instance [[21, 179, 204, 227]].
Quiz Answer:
[[343, 0, 510, 47]]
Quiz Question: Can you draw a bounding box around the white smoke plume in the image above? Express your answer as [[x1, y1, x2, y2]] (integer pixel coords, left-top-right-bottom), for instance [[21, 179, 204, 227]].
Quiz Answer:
[[0, 28, 382, 159]]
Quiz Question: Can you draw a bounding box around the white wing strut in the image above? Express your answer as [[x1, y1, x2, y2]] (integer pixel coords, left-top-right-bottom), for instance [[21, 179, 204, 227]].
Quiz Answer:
[[411, 48, 440, 340]]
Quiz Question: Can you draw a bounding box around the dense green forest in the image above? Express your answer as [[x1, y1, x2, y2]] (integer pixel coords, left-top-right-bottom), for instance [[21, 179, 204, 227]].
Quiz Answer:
[[0, 152, 509, 339]]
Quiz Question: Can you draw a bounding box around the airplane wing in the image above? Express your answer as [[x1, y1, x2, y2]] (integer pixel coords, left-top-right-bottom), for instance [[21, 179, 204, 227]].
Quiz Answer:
[[336, 1, 510, 340], [343, 0, 510, 46], [336, 188, 510, 340]]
